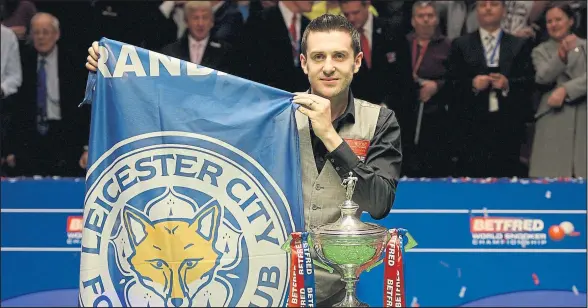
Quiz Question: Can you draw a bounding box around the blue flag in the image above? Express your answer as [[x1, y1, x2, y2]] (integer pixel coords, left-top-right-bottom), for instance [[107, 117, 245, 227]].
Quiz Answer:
[[78, 38, 304, 307]]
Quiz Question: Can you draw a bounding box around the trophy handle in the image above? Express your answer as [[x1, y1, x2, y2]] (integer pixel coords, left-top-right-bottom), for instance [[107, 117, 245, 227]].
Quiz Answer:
[[365, 259, 383, 273], [313, 260, 335, 273], [308, 235, 335, 273]]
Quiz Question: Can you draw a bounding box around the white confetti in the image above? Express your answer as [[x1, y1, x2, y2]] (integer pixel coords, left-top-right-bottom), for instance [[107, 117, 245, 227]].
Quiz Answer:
[[440, 261, 450, 268], [545, 190, 552, 199], [457, 268, 462, 278], [572, 285, 579, 296], [459, 286, 467, 298], [411, 297, 418, 307]]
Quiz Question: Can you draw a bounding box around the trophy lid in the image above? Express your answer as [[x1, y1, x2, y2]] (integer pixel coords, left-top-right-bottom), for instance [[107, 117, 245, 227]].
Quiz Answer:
[[313, 173, 387, 236]]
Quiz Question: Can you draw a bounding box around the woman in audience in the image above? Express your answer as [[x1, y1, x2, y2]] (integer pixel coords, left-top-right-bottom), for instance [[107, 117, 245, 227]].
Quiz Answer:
[[529, 3, 586, 178]]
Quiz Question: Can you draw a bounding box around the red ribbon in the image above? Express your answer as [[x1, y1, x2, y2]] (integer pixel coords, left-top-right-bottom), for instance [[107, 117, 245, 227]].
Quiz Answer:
[[288, 233, 306, 307], [384, 229, 406, 307]]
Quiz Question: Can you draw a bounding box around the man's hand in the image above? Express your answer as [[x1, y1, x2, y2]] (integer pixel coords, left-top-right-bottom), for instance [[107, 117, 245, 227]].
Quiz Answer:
[[489, 73, 509, 91], [79, 150, 89, 169], [473, 75, 492, 91], [86, 41, 100, 72], [293, 92, 343, 152], [419, 80, 438, 103], [547, 86, 567, 108]]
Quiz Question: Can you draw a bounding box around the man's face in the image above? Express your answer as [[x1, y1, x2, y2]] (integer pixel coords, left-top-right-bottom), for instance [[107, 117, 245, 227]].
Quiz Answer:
[[31, 16, 59, 54], [186, 8, 214, 40], [292, 1, 314, 13], [340, 1, 370, 30], [412, 5, 438, 37], [476, 1, 505, 27], [301, 30, 361, 99]]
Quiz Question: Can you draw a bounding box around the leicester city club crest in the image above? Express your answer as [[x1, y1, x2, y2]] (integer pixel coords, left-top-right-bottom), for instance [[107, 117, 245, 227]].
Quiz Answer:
[[79, 132, 296, 307]]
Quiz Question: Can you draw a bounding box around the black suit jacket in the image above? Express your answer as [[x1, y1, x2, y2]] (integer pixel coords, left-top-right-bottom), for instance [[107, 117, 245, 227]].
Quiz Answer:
[[160, 33, 235, 74], [445, 30, 535, 154], [148, 1, 244, 51], [446, 30, 535, 120], [241, 5, 310, 92], [352, 17, 413, 110], [210, 1, 244, 45], [12, 44, 90, 170]]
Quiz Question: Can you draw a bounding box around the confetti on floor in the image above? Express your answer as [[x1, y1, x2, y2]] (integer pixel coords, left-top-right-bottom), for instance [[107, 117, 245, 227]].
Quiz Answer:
[[411, 297, 420, 307], [457, 268, 462, 278], [545, 190, 552, 199], [459, 286, 467, 298], [572, 285, 579, 296], [440, 261, 450, 268], [532, 273, 540, 285]]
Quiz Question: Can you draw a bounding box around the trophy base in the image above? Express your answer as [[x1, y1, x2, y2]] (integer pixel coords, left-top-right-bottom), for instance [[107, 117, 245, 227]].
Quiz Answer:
[[332, 291, 369, 307]]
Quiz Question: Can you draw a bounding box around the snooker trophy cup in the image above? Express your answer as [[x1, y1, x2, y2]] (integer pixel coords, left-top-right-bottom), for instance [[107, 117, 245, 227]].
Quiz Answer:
[[310, 173, 390, 307]]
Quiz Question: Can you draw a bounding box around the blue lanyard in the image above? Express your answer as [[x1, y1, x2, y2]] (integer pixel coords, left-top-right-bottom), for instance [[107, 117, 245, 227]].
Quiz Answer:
[[488, 30, 503, 66]]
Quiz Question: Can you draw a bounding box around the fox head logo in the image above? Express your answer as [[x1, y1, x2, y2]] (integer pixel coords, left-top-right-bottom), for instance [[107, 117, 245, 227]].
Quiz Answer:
[[123, 203, 222, 307]]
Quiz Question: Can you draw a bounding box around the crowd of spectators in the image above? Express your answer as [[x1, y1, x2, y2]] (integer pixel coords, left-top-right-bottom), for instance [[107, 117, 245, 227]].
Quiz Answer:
[[0, 0, 586, 179]]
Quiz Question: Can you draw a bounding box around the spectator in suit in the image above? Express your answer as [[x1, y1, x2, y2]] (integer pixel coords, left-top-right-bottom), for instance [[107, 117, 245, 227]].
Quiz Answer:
[[339, 1, 413, 117], [1, 23, 22, 176], [160, 1, 235, 74], [403, 1, 452, 177], [529, 3, 586, 178], [446, 0, 535, 178], [9, 12, 88, 176], [241, 1, 313, 92], [156, 0, 243, 48]]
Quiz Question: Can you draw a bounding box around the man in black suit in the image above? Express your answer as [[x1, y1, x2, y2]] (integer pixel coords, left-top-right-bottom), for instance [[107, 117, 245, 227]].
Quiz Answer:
[[241, 1, 313, 92], [10, 12, 89, 176], [160, 1, 235, 74], [153, 0, 243, 50], [339, 1, 413, 113], [446, 0, 535, 177]]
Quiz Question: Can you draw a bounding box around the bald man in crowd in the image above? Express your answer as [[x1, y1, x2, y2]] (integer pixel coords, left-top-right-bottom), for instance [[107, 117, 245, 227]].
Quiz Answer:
[[8, 12, 88, 176]]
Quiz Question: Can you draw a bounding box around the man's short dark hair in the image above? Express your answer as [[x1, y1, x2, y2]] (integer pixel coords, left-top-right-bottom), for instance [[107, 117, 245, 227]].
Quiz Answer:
[[301, 14, 361, 56], [412, 1, 438, 17]]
